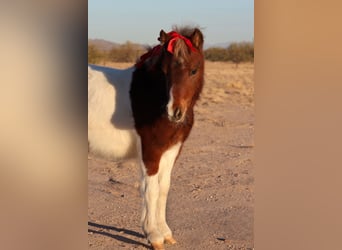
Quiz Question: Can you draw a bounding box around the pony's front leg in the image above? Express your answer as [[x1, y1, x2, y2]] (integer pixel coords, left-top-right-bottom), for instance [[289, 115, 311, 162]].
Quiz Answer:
[[157, 142, 182, 245], [141, 167, 165, 249], [157, 166, 176, 245], [137, 137, 164, 249]]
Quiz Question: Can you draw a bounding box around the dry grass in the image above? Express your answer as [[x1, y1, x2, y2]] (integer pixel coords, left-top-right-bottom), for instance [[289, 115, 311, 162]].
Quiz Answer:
[[203, 61, 254, 105]]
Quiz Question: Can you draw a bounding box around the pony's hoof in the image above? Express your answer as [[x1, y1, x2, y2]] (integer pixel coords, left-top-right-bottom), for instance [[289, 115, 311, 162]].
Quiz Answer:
[[151, 242, 165, 250], [164, 236, 177, 245]]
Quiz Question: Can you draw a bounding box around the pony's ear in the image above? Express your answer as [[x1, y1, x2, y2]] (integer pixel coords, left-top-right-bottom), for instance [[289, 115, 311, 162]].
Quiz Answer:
[[190, 28, 204, 50], [158, 29, 168, 44]]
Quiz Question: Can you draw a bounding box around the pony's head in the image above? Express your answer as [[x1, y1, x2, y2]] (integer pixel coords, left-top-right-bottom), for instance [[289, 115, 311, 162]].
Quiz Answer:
[[136, 27, 204, 123], [159, 27, 204, 123]]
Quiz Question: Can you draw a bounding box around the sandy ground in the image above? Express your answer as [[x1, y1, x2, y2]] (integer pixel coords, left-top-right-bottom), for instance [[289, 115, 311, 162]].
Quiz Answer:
[[88, 61, 254, 250]]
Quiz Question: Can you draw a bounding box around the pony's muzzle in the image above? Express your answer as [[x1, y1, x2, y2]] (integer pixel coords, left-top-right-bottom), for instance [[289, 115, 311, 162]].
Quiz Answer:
[[169, 107, 184, 123], [174, 107, 182, 121]]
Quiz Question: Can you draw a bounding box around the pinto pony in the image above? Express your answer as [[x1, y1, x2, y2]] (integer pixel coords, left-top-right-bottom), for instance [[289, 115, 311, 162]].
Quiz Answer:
[[88, 27, 204, 250]]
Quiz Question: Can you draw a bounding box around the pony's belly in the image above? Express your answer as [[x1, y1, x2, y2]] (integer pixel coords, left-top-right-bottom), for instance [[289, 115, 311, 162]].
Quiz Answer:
[[88, 94, 138, 159], [88, 124, 138, 159]]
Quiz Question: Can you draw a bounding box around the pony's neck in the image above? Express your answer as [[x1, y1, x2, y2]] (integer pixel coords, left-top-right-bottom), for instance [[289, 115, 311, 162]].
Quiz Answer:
[[130, 65, 169, 128]]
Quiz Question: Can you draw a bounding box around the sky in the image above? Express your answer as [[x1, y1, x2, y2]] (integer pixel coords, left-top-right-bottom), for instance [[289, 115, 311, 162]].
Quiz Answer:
[[88, 0, 254, 47]]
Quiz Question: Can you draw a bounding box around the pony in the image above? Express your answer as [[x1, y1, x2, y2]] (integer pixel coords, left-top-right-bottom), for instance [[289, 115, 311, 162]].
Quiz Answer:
[[88, 26, 204, 250]]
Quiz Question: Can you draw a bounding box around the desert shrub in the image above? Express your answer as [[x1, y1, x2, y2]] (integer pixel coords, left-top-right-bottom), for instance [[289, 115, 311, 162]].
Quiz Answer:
[[204, 42, 254, 64], [88, 44, 103, 64], [108, 41, 146, 63], [227, 42, 254, 66], [204, 47, 229, 61]]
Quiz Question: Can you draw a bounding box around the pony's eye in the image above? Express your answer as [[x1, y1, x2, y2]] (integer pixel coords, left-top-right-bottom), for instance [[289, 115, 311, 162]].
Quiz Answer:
[[190, 68, 198, 76]]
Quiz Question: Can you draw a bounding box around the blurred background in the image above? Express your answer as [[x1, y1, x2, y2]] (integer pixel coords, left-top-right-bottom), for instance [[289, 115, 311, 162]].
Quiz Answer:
[[0, 1, 87, 250]]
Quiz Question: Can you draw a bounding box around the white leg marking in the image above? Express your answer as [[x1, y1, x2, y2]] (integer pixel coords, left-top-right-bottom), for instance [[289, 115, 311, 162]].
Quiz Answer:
[[166, 87, 174, 118], [157, 142, 182, 238], [136, 136, 148, 233], [137, 136, 164, 244], [143, 174, 164, 244], [140, 173, 147, 228]]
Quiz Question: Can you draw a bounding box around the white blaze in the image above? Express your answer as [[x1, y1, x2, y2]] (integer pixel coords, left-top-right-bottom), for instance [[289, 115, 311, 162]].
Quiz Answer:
[[166, 86, 174, 118]]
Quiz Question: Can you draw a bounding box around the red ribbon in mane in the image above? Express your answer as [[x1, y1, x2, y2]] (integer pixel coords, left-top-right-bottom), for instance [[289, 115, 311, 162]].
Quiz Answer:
[[166, 31, 196, 54], [135, 31, 196, 68]]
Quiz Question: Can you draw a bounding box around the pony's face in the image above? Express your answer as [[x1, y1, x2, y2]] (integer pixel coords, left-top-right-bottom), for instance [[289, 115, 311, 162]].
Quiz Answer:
[[159, 29, 204, 123]]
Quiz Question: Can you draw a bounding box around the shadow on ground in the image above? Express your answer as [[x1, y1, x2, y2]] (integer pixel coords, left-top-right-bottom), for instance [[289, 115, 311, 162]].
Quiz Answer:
[[88, 221, 151, 249]]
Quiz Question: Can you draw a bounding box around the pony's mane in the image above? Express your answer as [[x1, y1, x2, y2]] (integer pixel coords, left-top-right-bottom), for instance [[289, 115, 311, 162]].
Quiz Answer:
[[171, 25, 202, 39]]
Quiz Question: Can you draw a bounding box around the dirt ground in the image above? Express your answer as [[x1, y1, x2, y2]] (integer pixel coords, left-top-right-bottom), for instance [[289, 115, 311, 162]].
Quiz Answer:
[[88, 61, 254, 250]]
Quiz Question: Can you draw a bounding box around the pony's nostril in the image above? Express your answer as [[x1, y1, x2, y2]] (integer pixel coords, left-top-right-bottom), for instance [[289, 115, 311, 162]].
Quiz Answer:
[[174, 108, 182, 121]]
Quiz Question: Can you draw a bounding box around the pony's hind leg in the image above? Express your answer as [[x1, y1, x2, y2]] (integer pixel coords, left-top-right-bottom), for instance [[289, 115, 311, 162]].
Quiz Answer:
[[157, 142, 182, 244], [140, 173, 147, 230]]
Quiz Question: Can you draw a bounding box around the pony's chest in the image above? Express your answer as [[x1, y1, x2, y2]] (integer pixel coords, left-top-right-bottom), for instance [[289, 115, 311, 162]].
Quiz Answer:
[[136, 115, 193, 148]]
